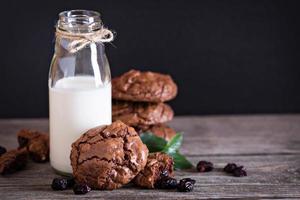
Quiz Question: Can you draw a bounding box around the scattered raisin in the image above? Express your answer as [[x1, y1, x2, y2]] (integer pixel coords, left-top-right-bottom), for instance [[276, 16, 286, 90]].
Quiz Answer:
[[73, 184, 91, 195], [224, 163, 247, 177], [177, 178, 196, 192], [223, 163, 238, 173], [196, 160, 213, 172], [180, 178, 196, 184], [51, 178, 68, 190], [66, 177, 75, 188], [156, 177, 177, 189], [0, 146, 7, 157], [233, 166, 247, 177], [51, 177, 75, 190]]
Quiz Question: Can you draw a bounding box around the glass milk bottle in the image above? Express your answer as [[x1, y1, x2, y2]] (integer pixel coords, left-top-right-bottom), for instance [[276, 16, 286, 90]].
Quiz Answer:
[[49, 10, 113, 175]]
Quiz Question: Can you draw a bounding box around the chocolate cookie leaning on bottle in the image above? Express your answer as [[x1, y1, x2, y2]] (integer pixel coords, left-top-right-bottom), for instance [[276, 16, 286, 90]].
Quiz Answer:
[[112, 100, 174, 127], [70, 120, 149, 190], [135, 124, 177, 142], [112, 70, 178, 103]]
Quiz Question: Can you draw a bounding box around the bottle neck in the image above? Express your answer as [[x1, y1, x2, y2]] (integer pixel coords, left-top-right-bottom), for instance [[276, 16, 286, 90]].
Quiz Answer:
[[57, 10, 102, 34]]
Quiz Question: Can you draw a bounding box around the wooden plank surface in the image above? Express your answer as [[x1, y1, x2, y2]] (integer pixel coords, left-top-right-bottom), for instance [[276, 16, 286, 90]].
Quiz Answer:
[[0, 115, 300, 199]]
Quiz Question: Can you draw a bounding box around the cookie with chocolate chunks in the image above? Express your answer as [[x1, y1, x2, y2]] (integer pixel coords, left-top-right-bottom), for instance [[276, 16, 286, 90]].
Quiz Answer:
[[112, 70, 178, 102], [112, 101, 174, 127], [70, 120, 149, 190]]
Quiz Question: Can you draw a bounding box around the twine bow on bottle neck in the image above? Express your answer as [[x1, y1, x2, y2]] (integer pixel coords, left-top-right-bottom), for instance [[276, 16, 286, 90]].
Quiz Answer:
[[55, 27, 114, 53]]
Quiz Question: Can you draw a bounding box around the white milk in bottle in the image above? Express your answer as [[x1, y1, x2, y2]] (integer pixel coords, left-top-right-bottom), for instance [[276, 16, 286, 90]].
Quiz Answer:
[[49, 10, 114, 174], [49, 77, 111, 174]]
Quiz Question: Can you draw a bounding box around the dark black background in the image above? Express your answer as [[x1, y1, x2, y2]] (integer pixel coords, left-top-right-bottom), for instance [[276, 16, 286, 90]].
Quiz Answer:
[[1, 0, 299, 118]]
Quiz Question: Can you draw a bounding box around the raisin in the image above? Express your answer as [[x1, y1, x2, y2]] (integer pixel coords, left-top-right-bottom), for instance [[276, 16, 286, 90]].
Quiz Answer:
[[156, 177, 177, 189], [51, 177, 75, 190], [66, 177, 75, 187], [196, 160, 213, 172], [223, 163, 238, 173], [180, 178, 196, 184], [233, 166, 247, 177], [0, 146, 7, 157], [177, 178, 196, 192], [73, 184, 91, 195], [51, 178, 68, 190]]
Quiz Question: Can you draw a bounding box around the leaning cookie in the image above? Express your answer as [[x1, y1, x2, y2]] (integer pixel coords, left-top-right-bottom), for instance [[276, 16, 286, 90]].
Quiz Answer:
[[112, 70, 178, 102], [135, 124, 177, 141], [112, 101, 174, 127], [134, 152, 174, 189], [70, 120, 149, 190]]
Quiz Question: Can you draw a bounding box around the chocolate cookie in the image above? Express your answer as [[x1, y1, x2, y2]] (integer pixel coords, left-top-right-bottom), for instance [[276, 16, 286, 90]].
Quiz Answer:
[[112, 70, 178, 102], [70, 120, 149, 190], [17, 129, 49, 163], [0, 148, 28, 175], [134, 152, 174, 189], [112, 101, 174, 127], [136, 124, 177, 141]]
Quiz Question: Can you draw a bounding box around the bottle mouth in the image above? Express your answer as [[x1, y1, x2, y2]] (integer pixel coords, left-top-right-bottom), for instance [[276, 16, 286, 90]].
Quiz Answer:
[[57, 10, 102, 33]]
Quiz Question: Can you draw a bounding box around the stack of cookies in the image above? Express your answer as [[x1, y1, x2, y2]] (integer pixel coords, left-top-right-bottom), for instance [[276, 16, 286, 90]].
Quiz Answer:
[[112, 70, 178, 141]]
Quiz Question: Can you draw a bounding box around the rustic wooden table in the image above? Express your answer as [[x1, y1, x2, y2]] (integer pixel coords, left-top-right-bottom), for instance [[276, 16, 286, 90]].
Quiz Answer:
[[0, 115, 300, 199]]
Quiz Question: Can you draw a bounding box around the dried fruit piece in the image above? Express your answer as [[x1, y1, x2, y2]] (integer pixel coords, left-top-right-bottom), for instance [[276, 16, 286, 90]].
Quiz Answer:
[[155, 177, 178, 189], [51, 177, 75, 190], [51, 178, 68, 190], [0, 146, 7, 157], [66, 177, 75, 188], [0, 148, 28, 175], [223, 163, 238, 173], [196, 160, 213, 172], [17, 129, 49, 163], [224, 163, 247, 177], [73, 184, 91, 195], [179, 178, 196, 185], [177, 178, 196, 192], [233, 166, 247, 177]]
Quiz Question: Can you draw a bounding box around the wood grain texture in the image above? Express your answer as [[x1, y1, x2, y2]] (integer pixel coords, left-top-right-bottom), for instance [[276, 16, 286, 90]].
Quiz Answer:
[[0, 115, 300, 199]]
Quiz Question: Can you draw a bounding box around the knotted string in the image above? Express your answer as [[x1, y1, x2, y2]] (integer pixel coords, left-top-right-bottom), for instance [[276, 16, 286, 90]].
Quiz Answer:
[[55, 27, 114, 53]]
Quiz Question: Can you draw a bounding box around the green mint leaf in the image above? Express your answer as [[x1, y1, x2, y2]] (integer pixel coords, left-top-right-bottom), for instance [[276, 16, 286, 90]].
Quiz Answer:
[[140, 132, 167, 153], [170, 151, 194, 169], [140, 132, 193, 170], [162, 133, 183, 154]]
